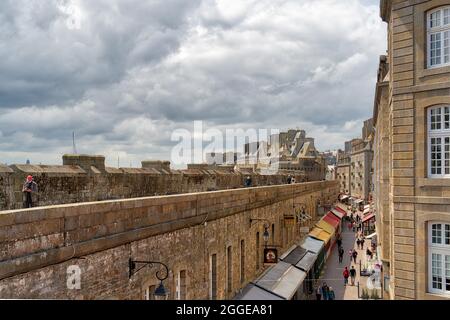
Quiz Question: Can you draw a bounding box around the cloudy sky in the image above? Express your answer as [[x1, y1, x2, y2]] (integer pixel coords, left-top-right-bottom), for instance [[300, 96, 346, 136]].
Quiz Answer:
[[0, 0, 386, 168]]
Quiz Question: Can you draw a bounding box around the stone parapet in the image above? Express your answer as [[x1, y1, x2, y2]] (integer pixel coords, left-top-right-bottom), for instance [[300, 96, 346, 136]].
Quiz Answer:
[[0, 180, 339, 299]]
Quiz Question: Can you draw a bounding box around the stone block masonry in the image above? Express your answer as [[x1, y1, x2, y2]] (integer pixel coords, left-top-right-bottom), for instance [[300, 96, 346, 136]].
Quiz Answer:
[[0, 154, 310, 211], [0, 180, 339, 299]]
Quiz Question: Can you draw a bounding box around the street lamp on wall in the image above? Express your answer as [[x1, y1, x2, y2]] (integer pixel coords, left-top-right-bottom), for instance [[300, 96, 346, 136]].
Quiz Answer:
[[129, 258, 169, 300], [249, 218, 271, 246], [262, 226, 270, 244]]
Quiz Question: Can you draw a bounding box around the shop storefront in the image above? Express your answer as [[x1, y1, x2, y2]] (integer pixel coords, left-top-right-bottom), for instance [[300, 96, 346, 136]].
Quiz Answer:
[[354, 199, 364, 211], [339, 194, 350, 205], [296, 251, 319, 297], [362, 213, 376, 235]]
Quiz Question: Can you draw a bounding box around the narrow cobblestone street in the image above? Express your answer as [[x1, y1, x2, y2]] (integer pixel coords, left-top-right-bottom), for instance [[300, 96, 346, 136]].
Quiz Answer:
[[317, 216, 375, 300]]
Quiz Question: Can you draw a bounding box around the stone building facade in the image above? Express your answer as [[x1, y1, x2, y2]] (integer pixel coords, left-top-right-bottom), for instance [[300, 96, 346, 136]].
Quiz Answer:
[[335, 123, 374, 201], [0, 181, 338, 299], [374, 0, 450, 300], [237, 129, 326, 180], [350, 138, 373, 201], [336, 151, 351, 194]]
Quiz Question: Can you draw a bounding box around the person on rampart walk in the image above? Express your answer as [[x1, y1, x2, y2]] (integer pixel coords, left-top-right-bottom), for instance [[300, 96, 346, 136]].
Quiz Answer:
[[22, 175, 38, 208]]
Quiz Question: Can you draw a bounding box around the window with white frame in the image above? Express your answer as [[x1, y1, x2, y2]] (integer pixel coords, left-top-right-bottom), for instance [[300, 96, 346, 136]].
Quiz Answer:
[[428, 106, 450, 178], [428, 222, 450, 295], [427, 7, 450, 68]]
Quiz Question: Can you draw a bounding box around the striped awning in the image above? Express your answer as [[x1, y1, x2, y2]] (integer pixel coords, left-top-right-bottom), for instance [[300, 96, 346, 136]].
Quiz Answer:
[[309, 227, 331, 244], [323, 212, 340, 229], [316, 220, 336, 236]]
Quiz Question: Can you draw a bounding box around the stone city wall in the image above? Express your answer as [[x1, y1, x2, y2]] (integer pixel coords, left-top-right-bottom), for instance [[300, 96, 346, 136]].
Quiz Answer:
[[0, 155, 310, 211], [0, 180, 339, 299]]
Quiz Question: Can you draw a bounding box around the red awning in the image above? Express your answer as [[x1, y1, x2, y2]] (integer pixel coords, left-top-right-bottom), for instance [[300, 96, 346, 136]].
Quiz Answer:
[[326, 212, 340, 223], [362, 213, 376, 223], [333, 206, 347, 216], [323, 212, 340, 229]]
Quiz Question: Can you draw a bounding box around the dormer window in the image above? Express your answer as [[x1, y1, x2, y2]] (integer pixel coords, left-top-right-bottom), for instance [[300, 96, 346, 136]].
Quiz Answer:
[[427, 7, 450, 68]]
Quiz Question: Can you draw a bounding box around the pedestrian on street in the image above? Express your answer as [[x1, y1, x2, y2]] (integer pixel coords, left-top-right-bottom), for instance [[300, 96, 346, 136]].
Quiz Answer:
[[328, 287, 336, 300], [350, 266, 357, 286], [343, 267, 350, 286], [352, 249, 358, 264], [366, 247, 373, 260], [22, 175, 38, 208], [356, 238, 361, 250], [316, 286, 322, 300], [337, 237, 342, 248], [361, 238, 366, 250], [352, 222, 356, 232], [338, 246, 344, 263], [287, 175, 292, 184], [321, 282, 329, 300], [348, 221, 352, 231]]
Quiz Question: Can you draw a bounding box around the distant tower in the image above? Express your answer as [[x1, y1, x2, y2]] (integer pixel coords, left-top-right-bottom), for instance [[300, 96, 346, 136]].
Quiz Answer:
[[26, 159, 30, 164], [72, 131, 78, 154]]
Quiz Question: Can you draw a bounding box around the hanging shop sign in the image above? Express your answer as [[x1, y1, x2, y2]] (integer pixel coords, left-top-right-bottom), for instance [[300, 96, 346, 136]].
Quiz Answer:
[[264, 248, 278, 265]]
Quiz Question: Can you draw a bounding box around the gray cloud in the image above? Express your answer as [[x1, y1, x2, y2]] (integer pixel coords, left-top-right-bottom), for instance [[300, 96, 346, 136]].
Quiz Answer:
[[0, 0, 386, 166]]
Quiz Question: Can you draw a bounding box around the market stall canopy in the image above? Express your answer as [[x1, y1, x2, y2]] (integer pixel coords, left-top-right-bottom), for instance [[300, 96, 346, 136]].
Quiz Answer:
[[234, 283, 284, 300], [355, 199, 364, 204], [330, 209, 344, 220], [363, 208, 371, 214], [362, 213, 376, 223], [301, 237, 325, 254], [340, 195, 349, 200], [316, 220, 336, 235], [296, 251, 318, 273], [309, 227, 332, 244], [333, 206, 347, 217], [323, 212, 340, 229], [255, 261, 306, 300], [364, 205, 370, 210], [280, 245, 308, 266]]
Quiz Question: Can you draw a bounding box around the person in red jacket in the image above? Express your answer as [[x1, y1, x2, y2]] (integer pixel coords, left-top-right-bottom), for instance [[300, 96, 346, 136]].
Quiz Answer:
[[22, 175, 38, 208], [343, 267, 350, 286]]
